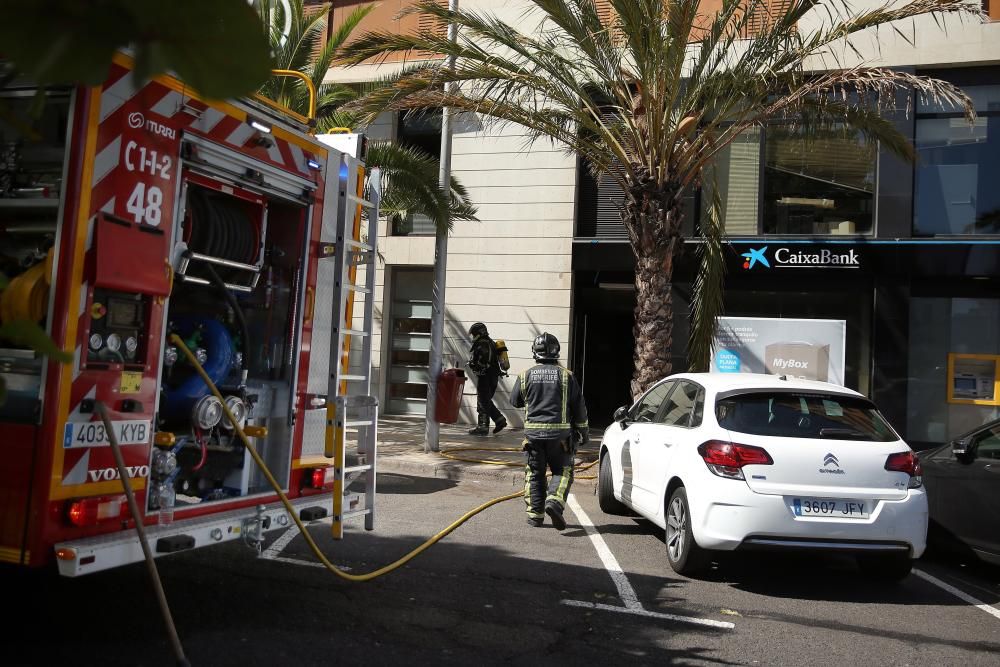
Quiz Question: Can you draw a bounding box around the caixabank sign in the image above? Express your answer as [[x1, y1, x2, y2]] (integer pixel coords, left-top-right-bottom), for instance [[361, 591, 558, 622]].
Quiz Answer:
[[737, 244, 862, 270]]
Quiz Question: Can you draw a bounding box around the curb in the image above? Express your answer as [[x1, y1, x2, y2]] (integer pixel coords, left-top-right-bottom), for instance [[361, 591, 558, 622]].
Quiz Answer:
[[377, 457, 525, 487], [375, 452, 599, 490]]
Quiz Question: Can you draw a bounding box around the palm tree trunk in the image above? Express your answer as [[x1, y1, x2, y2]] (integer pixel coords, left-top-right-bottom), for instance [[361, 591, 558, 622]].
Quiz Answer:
[[631, 246, 678, 398], [626, 185, 684, 399]]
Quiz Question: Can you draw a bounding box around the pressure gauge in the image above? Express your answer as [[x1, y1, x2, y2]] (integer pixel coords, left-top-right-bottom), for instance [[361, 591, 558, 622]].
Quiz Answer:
[[105, 333, 122, 353], [89, 333, 103, 351], [163, 346, 178, 367], [125, 336, 138, 356]]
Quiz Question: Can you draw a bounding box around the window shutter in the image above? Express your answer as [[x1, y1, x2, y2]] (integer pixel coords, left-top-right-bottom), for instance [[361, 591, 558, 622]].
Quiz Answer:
[[578, 160, 628, 240], [417, 0, 448, 38], [593, 0, 615, 25], [744, 0, 793, 36]]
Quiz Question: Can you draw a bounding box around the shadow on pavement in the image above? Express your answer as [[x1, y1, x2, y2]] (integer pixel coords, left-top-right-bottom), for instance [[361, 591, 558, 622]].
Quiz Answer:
[[368, 473, 459, 495]]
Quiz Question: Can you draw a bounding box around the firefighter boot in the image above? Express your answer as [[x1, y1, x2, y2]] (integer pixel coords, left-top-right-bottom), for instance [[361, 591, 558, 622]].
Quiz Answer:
[[493, 416, 507, 435], [468, 414, 490, 436], [545, 501, 566, 531]]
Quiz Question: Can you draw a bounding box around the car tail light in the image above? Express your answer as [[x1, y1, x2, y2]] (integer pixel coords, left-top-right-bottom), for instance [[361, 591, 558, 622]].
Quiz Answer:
[[66, 496, 127, 527], [885, 451, 923, 489], [698, 440, 773, 480]]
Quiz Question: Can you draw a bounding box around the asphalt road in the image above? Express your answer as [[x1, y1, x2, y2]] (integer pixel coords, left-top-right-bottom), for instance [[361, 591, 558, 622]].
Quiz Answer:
[[5, 472, 999, 666]]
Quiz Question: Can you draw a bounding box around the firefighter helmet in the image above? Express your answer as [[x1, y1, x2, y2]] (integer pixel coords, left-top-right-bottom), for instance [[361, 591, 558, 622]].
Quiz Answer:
[[469, 322, 488, 338], [532, 332, 560, 361]]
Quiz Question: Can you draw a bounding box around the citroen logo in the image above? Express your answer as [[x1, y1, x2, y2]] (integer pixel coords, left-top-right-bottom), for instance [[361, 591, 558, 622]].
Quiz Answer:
[[823, 453, 840, 468]]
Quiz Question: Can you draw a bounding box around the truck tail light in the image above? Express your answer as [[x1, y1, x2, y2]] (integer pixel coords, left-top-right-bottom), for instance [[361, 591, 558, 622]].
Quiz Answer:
[[885, 451, 923, 489], [66, 496, 127, 527], [308, 467, 331, 489], [697, 440, 773, 481]]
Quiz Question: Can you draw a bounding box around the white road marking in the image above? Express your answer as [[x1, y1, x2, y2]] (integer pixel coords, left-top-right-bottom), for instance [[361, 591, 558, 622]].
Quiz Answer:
[[264, 555, 353, 572], [261, 525, 301, 560], [565, 493, 734, 630], [566, 493, 642, 610], [261, 516, 334, 560], [562, 600, 736, 630], [914, 568, 1000, 621]]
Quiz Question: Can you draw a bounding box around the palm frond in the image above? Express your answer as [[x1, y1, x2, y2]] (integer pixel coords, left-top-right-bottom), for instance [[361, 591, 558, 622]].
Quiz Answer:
[[687, 166, 726, 373], [367, 141, 478, 234]]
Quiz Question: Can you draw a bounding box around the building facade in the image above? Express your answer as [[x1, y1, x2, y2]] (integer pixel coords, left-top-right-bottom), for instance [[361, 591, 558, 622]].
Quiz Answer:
[[326, 0, 1000, 447]]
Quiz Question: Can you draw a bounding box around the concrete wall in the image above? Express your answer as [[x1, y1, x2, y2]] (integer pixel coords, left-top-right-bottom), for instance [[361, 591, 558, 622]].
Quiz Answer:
[[348, 112, 577, 427]]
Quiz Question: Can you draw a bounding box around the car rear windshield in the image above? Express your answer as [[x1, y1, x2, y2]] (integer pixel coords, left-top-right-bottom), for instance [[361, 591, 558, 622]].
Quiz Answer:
[[715, 392, 898, 442]]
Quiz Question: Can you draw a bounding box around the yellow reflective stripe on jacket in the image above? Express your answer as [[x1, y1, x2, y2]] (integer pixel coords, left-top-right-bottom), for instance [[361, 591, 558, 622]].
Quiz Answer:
[[573, 421, 589, 429], [524, 422, 571, 430]]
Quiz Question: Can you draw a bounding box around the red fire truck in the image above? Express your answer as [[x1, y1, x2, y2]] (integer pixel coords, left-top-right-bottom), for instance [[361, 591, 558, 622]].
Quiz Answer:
[[0, 52, 379, 575]]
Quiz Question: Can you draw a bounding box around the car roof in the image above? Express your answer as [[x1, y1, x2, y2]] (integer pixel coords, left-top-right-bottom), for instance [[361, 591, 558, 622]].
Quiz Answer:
[[662, 372, 865, 398]]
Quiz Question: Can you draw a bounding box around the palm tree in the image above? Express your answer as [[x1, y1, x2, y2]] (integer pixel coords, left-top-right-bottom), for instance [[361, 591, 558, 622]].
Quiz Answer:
[[257, 0, 477, 231], [338, 0, 980, 397]]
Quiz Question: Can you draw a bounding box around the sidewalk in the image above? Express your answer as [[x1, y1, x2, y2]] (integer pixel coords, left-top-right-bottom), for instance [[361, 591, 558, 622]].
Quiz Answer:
[[372, 416, 600, 488]]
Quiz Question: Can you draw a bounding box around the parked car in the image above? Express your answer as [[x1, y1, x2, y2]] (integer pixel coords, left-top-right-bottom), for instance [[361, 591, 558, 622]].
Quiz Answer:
[[921, 417, 1000, 566], [597, 373, 927, 581]]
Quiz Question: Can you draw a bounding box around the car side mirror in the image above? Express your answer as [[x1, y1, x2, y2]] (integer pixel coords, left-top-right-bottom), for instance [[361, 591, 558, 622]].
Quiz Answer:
[[613, 406, 629, 424], [951, 437, 974, 459]]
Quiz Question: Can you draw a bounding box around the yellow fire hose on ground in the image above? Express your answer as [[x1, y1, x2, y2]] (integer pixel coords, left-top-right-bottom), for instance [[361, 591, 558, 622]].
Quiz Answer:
[[170, 334, 597, 581]]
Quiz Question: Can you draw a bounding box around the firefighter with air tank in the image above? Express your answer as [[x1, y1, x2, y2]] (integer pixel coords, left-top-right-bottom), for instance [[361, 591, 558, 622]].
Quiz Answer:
[[466, 322, 508, 436], [510, 332, 589, 530]]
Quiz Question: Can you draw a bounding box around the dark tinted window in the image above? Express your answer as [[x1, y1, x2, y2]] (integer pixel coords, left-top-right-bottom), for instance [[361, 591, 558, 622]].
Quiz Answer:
[[716, 392, 897, 441], [973, 425, 1000, 460], [631, 381, 673, 423], [690, 388, 705, 427]]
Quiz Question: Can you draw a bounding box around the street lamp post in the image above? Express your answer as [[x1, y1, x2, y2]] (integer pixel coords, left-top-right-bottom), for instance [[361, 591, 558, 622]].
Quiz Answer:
[[424, 0, 459, 453]]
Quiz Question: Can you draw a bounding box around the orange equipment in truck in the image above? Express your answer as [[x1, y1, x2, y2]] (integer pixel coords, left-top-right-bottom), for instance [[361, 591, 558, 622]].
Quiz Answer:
[[0, 52, 380, 575]]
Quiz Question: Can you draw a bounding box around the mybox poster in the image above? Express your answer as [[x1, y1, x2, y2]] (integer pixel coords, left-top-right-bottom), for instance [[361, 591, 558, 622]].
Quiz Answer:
[[710, 317, 847, 386]]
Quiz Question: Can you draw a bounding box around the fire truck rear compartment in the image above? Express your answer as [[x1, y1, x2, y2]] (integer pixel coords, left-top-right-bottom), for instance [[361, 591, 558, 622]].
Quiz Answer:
[[0, 88, 71, 423], [152, 181, 307, 514]]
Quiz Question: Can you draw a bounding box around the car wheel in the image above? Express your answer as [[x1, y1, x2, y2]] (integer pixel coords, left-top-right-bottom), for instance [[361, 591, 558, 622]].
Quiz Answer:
[[597, 452, 628, 515], [857, 554, 913, 582], [665, 487, 708, 576]]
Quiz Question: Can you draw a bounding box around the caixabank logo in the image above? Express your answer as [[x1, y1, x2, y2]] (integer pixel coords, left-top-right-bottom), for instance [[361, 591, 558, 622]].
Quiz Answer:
[[740, 246, 860, 270]]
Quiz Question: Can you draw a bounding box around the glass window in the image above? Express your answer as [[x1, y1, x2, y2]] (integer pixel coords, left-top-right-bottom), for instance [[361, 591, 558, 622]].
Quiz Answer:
[[690, 388, 705, 427], [392, 109, 442, 237], [716, 392, 898, 441], [704, 127, 761, 235], [631, 381, 673, 422], [386, 269, 433, 414], [658, 381, 701, 427], [906, 296, 1000, 445], [914, 84, 1000, 236], [762, 124, 876, 235], [973, 425, 1000, 460]]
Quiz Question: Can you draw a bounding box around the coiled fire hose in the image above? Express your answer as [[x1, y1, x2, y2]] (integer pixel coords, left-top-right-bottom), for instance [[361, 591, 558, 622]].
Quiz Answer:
[[170, 334, 522, 582]]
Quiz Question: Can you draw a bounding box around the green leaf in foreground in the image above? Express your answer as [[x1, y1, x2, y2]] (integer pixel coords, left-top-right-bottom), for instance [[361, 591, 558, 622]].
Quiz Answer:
[[0, 320, 73, 362]]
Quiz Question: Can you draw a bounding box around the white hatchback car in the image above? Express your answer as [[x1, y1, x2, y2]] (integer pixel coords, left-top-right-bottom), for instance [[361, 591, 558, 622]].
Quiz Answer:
[[597, 373, 927, 581]]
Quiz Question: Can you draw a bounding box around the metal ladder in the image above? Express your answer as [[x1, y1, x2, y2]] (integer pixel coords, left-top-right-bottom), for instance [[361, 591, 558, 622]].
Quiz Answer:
[[325, 157, 381, 539]]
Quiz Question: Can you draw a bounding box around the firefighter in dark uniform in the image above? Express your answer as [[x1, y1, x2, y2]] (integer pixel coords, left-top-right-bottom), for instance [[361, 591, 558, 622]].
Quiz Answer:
[[467, 322, 507, 436], [510, 332, 589, 529]]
